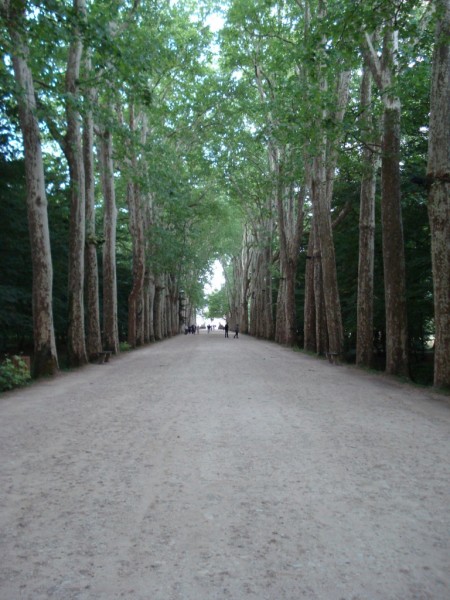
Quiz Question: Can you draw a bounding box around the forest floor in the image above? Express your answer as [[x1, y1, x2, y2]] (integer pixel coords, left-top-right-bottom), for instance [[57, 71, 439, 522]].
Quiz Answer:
[[1, 331, 449, 600]]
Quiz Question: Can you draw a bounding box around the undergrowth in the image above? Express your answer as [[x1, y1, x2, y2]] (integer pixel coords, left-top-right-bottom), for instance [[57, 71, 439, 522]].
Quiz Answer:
[[0, 356, 31, 392]]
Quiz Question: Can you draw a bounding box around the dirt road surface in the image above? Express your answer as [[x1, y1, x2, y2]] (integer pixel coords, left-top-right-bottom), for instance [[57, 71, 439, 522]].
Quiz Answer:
[[1, 332, 449, 600]]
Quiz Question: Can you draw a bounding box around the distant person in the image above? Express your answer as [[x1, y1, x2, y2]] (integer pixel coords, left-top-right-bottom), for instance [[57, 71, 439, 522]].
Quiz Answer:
[[224, 323, 229, 338], [233, 324, 239, 339], [207, 324, 211, 333]]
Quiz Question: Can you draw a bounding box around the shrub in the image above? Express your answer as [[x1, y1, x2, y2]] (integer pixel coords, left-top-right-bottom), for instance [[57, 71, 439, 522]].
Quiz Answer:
[[0, 355, 31, 392], [119, 342, 132, 352]]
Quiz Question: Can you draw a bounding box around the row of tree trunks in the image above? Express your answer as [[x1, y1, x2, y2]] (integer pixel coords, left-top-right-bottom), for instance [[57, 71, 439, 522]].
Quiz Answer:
[[249, 242, 274, 340], [2, 0, 192, 378], [254, 61, 304, 347], [305, 65, 350, 359]]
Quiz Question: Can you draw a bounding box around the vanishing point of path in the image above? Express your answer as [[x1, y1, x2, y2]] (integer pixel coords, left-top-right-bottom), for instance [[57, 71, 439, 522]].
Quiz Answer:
[[1, 332, 449, 600]]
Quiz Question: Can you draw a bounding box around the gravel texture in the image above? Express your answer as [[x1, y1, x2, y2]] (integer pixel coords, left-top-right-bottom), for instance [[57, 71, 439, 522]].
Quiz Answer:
[[1, 331, 449, 599]]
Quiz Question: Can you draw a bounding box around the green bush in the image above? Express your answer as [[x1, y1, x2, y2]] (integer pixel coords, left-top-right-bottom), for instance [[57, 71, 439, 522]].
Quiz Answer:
[[0, 356, 31, 392], [119, 342, 132, 352]]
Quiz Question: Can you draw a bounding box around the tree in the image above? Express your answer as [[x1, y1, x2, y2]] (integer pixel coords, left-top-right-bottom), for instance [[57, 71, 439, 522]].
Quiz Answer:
[[98, 123, 119, 354], [427, 0, 450, 388], [65, 0, 88, 367], [306, 0, 350, 359], [83, 53, 102, 360], [356, 63, 380, 367], [0, 0, 59, 377], [205, 287, 228, 319], [363, 12, 409, 376]]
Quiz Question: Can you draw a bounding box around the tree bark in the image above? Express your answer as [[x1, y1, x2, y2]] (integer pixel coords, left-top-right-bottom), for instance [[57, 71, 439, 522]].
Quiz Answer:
[[274, 160, 305, 346], [312, 141, 343, 357], [126, 175, 145, 347], [356, 65, 379, 367], [239, 240, 252, 334], [364, 28, 409, 376], [381, 104, 409, 376], [153, 279, 164, 341], [311, 206, 328, 355], [83, 54, 102, 360], [65, 0, 88, 367], [254, 62, 300, 345], [308, 5, 349, 358], [144, 272, 155, 342], [98, 129, 119, 354], [427, 0, 450, 388], [126, 106, 146, 347], [303, 226, 316, 352], [1, 0, 59, 377]]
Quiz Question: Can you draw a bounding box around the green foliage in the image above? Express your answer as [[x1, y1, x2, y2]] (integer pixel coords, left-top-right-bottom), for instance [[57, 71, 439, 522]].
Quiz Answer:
[[0, 153, 70, 352], [0, 158, 33, 351], [205, 286, 229, 318], [0, 356, 31, 392]]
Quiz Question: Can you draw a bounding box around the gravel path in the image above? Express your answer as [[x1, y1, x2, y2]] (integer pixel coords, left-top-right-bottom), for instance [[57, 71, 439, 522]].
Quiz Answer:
[[1, 332, 449, 600]]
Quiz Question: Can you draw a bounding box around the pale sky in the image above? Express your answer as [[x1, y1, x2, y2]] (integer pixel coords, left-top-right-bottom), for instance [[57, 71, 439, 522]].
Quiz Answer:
[[204, 259, 225, 294]]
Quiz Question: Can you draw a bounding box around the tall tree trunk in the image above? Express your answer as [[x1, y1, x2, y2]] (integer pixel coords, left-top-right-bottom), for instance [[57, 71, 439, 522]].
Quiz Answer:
[[309, 8, 349, 358], [225, 256, 241, 332], [364, 28, 409, 377], [98, 129, 119, 354], [126, 106, 146, 347], [312, 149, 343, 356], [153, 278, 164, 341], [427, 0, 450, 388], [274, 160, 305, 346], [262, 245, 275, 339], [229, 232, 252, 335], [1, 0, 59, 376], [146, 273, 156, 342], [65, 0, 88, 367], [381, 103, 408, 376], [303, 226, 316, 352], [275, 277, 287, 343], [83, 54, 102, 360], [254, 62, 301, 345], [243, 223, 274, 340], [312, 213, 328, 355], [239, 239, 252, 334], [356, 65, 379, 367], [127, 173, 145, 348]]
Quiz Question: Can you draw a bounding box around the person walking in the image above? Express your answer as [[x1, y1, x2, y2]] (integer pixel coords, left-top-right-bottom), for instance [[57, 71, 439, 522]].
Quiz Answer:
[[233, 324, 239, 339], [224, 323, 229, 338]]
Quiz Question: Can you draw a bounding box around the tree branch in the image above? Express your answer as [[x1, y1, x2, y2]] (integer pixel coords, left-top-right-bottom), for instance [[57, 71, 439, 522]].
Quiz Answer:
[[363, 32, 383, 90], [332, 199, 353, 229]]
